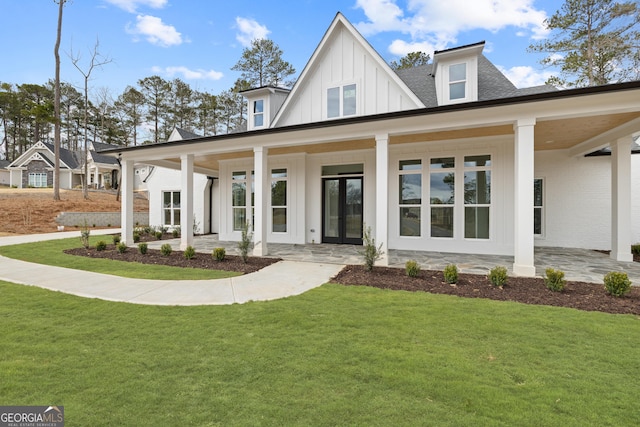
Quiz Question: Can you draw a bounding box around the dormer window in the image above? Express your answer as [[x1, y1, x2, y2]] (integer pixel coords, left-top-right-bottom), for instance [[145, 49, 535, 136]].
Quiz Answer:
[[432, 41, 483, 106], [327, 84, 357, 118], [253, 100, 264, 127], [449, 63, 467, 100]]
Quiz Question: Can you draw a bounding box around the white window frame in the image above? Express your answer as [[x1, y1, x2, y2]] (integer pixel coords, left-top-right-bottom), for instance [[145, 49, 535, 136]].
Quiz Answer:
[[270, 168, 288, 233], [28, 172, 47, 188], [399, 160, 422, 237], [534, 178, 544, 237], [162, 191, 181, 227], [253, 99, 264, 128], [448, 62, 467, 102], [326, 82, 358, 119], [463, 155, 491, 240]]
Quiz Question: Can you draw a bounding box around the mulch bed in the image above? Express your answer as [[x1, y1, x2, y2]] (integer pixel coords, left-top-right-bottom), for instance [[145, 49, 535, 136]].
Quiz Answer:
[[64, 245, 280, 274], [331, 265, 640, 315]]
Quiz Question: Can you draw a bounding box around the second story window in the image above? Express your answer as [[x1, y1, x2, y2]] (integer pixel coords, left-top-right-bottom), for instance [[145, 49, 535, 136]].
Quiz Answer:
[[253, 100, 264, 127], [327, 84, 357, 118], [449, 63, 466, 100]]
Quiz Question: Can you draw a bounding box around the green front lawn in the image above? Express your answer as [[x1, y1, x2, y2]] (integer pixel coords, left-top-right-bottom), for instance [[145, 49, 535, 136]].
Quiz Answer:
[[1, 280, 638, 426], [0, 236, 239, 280]]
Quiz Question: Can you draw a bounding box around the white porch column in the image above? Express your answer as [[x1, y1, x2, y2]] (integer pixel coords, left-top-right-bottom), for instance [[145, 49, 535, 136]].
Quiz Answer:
[[375, 134, 389, 266], [180, 154, 194, 250], [513, 118, 536, 276], [253, 147, 268, 256], [611, 136, 633, 262], [120, 159, 134, 245]]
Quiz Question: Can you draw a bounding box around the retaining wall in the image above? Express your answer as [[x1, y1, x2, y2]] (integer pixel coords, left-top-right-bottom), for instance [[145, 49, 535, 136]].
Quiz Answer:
[[55, 212, 149, 227]]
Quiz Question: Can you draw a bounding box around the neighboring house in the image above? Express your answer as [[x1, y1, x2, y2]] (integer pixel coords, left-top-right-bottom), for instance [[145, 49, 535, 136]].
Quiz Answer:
[[7, 141, 81, 189], [0, 159, 10, 186], [4, 140, 150, 192], [88, 141, 121, 190], [106, 12, 640, 276]]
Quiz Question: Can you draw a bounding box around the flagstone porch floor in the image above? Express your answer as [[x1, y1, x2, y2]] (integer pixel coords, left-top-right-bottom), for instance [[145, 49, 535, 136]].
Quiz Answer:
[[148, 235, 640, 285]]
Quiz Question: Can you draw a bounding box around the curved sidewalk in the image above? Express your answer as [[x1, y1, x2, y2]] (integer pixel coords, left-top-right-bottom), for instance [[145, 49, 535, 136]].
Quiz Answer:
[[0, 230, 343, 306]]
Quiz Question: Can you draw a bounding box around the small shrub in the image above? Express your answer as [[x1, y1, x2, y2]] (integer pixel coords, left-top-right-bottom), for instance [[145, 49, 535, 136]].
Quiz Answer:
[[631, 244, 640, 256], [133, 232, 141, 243], [80, 221, 90, 248], [112, 234, 121, 245], [443, 264, 458, 284], [143, 226, 152, 234], [544, 268, 566, 292], [362, 225, 384, 271], [405, 260, 420, 278], [116, 242, 127, 254], [155, 231, 163, 240], [184, 245, 196, 260], [213, 247, 226, 261], [138, 242, 148, 255], [172, 228, 180, 238], [603, 271, 631, 297], [238, 222, 252, 263], [160, 243, 172, 256], [95, 240, 107, 251], [488, 266, 508, 287]]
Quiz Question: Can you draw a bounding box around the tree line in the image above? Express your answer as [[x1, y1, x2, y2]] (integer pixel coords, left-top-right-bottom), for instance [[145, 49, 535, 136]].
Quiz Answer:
[[0, 37, 296, 162]]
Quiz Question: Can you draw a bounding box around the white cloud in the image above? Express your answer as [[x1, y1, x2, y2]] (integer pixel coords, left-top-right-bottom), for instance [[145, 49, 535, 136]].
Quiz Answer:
[[235, 17, 270, 47], [105, 0, 167, 13], [151, 66, 224, 81], [388, 39, 436, 57], [355, 0, 549, 49], [127, 15, 183, 47], [498, 65, 555, 88]]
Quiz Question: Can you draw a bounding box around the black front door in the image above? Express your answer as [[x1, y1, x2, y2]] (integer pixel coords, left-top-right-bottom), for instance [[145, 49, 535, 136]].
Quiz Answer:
[[322, 177, 363, 244]]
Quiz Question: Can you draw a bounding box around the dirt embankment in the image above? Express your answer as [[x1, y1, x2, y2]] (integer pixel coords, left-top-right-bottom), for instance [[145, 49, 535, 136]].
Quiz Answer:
[[0, 188, 148, 235]]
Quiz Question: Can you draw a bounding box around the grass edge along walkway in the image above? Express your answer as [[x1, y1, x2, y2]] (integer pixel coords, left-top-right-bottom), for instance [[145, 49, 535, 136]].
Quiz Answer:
[[0, 236, 240, 280]]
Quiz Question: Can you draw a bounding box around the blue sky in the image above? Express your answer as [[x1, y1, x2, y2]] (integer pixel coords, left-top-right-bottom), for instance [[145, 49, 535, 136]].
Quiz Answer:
[[1, 0, 560, 99]]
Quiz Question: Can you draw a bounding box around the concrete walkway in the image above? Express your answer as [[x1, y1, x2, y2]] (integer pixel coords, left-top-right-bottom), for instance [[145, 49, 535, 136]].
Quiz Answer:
[[0, 230, 343, 306]]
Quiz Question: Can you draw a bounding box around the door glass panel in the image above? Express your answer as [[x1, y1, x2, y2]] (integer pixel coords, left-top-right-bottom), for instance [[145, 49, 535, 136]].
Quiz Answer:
[[345, 178, 362, 239], [324, 179, 339, 239]]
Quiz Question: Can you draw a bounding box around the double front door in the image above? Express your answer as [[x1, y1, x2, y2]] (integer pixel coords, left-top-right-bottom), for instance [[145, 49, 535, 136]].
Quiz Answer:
[[322, 177, 363, 245]]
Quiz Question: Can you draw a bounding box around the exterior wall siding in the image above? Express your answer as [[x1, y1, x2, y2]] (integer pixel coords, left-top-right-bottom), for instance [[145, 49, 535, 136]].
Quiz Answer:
[[534, 151, 640, 250]]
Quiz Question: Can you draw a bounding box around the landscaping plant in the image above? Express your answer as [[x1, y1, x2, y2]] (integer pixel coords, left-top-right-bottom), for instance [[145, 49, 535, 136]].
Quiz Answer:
[[603, 271, 631, 297], [238, 222, 252, 263], [80, 221, 90, 248], [405, 260, 420, 278], [116, 242, 127, 254], [95, 240, 107, 252], [488, 266, 508, 287], [443, 264, 458, 284], [138, 242, 148, 255], [160, 243, 172, 256], [213, 247, 226, 261], [112, 234, 121, 245], [362, 225, 384, 271], [184, 245, 196, 260], [544, 268, 566, 292]]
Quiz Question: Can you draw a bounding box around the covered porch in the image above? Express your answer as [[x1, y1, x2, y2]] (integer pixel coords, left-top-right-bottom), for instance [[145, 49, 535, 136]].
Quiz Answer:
[[112, 82, 640, 278]]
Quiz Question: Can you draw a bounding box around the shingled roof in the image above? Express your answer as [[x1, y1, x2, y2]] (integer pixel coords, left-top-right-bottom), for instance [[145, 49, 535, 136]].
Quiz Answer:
[[395, 54, 556, 107]]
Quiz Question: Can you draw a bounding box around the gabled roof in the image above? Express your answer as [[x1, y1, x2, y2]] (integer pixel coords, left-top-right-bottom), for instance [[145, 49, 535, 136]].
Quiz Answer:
[[90, 141, 120, 166], [8, 141, 79, 170], [271, 12, 425, 127], [169, 128, 202, 141]]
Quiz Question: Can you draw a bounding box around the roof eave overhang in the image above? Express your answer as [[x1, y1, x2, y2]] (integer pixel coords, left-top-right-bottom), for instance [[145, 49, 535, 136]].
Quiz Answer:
[[102, 81, 640, 161]]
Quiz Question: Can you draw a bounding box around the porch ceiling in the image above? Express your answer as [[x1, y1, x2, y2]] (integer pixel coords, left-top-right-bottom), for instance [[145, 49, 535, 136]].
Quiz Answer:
[[167, 111, 640, 171]]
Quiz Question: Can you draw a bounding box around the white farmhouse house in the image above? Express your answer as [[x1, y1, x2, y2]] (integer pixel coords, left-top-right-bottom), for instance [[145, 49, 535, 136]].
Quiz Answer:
[[103, 12, 640, 276]]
